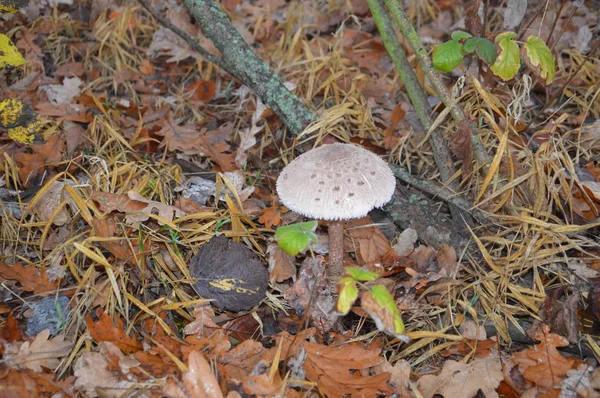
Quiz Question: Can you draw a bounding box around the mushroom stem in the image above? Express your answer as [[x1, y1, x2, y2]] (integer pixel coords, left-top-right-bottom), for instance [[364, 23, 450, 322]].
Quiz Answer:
[[327, 220, 345, 284]]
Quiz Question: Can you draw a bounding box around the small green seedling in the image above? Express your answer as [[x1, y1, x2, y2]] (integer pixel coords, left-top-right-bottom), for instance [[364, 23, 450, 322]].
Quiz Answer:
[[337, 267, 409, 343], [215, 217, 231, 233], [274, 220, 318, 256], [433, 30, 555, 84], [275, 223, 409, 343]]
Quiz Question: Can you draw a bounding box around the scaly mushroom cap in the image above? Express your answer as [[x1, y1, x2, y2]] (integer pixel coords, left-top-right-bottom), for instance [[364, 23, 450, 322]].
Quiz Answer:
[[276, 143, 396, 220]]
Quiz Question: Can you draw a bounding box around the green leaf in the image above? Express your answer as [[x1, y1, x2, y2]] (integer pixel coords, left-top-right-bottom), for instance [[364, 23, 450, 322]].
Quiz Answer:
[[369, 286, 404, 335], [522, 35, 555, 84], [433, 39, 464, 73], [336, 277, 359, 315], [0, 34, 25, 69], [274, 220, 318, 256], [463, 37, 497, 65], [490, 31, 520, 81], [451, 30, 472, 41], [345, 267, 380, 282], [361, 285, 407, 340]]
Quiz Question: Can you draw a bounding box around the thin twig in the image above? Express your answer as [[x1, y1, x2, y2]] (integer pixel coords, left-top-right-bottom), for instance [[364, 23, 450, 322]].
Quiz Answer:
[[382, 0, 491, 168], [390, 164, 492, 226], [481, 0, 490, 39], [137, 0, 224, 68], [546, 0, 568, 49]]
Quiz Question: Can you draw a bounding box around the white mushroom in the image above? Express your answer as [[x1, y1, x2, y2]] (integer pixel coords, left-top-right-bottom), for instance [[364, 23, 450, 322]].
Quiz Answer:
[[276, 143, 396, 284]]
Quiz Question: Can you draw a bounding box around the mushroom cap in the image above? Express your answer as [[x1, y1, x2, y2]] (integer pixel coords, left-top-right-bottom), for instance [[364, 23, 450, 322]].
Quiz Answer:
[[276, 143, 396, 220]]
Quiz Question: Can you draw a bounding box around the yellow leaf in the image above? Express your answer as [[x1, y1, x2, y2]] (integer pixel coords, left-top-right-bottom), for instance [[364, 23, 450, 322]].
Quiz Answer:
[[0, 33, 25, 68], [522, 35, 555, 84], [8, 117, 44, 144], [0, 98, 24, 127], [0, 6, 19, 13], [490, 31, 520, 81], [0, 0, 26, 13]]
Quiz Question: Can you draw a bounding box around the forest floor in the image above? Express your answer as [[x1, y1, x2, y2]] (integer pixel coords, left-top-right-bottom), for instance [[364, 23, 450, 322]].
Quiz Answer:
[[1, 0, 600, 397]]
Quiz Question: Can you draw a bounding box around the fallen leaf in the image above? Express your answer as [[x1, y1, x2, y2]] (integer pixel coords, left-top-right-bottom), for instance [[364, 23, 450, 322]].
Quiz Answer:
[[436, 244, 459, 277], [4, 329, 72, 372], [39, 77, 83, 104], [219, 339, 267, 383], [13, 133, 65, 187], [140, 312, 181, 361], [182, 332, 231, 363], [156, 112, 203, 152], [267, 242, 297, 283], [86, 308, 142, 355], [235, 97, 267, 167], [133, 350, 178, 379], [346, 218, 391, 264], [147, 26, 200, 63], [303, 341, 392, 397], [416, 356, 503, 398], [242, 367, 284, 396], [222, 312, 264, 343], [90, 216, 145, 263], [73, 342, 139, 397], [379, 359, 412, 397], [53, 62, 85, 77], [450, 120, 473, 176], [461, 319, 487, 340], [503, 0, 527, 30], [393, 228, 418, 256], [0, 312, 23, 348], [560, 364, 597, 398], [0, 367, 71, 397], [283, 255, 338, 332], [189, 80, 216, 102], [90, 190, 148, 214], [258, 205, 281, 228], [125, 190, 186, 225], [199, 128, 237, 172], [14, 30, 42, 60], [183, 303, 222, 339], [512, 324, 576, 393], [0, 261, 59, 295], [183, 351, 224, 398], [34, 102, 91, 123], [441, 338, 498, 359], [63, 122, 89, 156], [139, 59, 154, 75], [30, 180, 76, 226], [528, 286, 579, 344], [360, 284, 407, 341]]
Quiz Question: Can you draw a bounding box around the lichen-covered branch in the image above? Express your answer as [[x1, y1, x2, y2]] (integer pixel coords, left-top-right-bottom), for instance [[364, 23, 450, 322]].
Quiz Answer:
[[140, 0, 315, 135], [182, 0, 314, 135], [368, 0, 470, 231]]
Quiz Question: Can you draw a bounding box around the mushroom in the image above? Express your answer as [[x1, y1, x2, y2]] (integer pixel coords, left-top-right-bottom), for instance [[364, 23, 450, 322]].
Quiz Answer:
[[276, 143, 396, 285]]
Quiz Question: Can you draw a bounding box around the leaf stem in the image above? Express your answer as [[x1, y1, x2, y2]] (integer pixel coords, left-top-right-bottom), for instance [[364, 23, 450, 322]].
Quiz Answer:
[[382, 0, 491, 167]]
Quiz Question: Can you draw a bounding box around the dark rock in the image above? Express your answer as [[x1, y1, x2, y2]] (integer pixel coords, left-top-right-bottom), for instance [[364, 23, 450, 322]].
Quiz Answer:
[[188, 234, 268, 311], [26, 295, 70, 336]]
